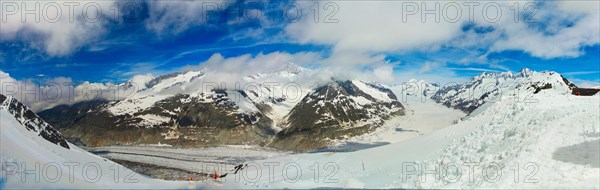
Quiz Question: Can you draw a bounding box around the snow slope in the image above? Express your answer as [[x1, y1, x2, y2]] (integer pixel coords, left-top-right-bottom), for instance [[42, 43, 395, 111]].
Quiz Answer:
[[219, 91, 599, 189], [0, 97, 212, 189]]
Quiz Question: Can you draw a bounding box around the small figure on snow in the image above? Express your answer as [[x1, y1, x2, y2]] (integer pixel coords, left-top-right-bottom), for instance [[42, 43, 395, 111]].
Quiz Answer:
[[233, 164, 247, 174]]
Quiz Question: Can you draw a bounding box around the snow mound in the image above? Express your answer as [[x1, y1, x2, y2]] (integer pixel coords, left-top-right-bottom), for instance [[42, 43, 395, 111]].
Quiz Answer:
[[412, 94, 600, 189]]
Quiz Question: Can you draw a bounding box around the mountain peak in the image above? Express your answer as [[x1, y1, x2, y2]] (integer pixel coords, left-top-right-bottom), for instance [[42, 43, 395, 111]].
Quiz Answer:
[[516, 68, 535, 77]]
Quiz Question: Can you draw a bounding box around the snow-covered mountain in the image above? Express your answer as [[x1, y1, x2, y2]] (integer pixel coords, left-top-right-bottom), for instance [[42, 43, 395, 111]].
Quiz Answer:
[[0, 94, 70, 149], [272, 80, 405, 151], [37, 64, 406, 151], [432, 69, 577, 113]]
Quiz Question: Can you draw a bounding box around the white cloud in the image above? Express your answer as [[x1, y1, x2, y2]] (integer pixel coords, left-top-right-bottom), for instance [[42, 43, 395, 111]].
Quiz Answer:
[[486, 1, 600, 58], [373, 65, 395, 82], [285, 1, 600, 59], [285, 1, 462, 53], [0, 70, 148, 111], [556, 1, 600, 14], [179, 51, 325, 89], [144, 1, 244, 36], [129, 73, 154, 89], [2, 0, 596, 60], [144, 1, 210, 35], [420, 61, 445, 74], [0, 1, 116, 56], [311, 51, 403, 83], [186, 51, 466, 88], [193, 51, 322, 75]]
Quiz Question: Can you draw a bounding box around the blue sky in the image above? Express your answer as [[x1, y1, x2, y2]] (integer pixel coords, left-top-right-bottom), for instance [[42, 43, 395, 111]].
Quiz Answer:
[[1, 0, 599, 87]]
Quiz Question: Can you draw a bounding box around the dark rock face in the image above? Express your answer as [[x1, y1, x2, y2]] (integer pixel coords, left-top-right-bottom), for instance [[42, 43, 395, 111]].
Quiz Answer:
[[572, 88, 600, 96], [531, 83, 553, 94], [271, 81, 405, 151], [0, 94, 70, 149], [560, 75, 578, 89], [38, 99, 109, 130]]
